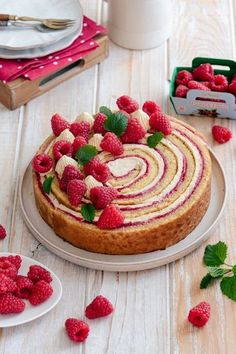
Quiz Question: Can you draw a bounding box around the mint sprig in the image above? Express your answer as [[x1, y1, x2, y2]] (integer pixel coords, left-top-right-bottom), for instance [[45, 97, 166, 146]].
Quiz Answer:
[[147, 132, 164, 148], [203, 241, 227, 266], [103, 110, 128, 137], [43, 176, 54, 194], [99, 106, 113, 118], [76, 145, 97, 166], [81, 203, 95, 222]]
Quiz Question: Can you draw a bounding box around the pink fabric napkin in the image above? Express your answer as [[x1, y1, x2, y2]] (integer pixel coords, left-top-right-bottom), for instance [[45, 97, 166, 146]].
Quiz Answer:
[[0, 17, 107, 83]]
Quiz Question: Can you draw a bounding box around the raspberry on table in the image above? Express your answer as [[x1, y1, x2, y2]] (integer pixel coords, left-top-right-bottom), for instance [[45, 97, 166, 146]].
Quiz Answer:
[[149, 112, 172, 135], [59, 165, 84, 192], [67, 179, 87, 207], [29, 280, 53, 306], [0, 260, 18, 280], [120, 118, 146, 143], [72, 136, 87, 156], [212, 125, 232, 144], [210, 74, 228, 92], [84, 157, 111, 183], [100, 132, 124, 156], [116, 95, 139, 114], [97, 204, 124, 229], [65, 318, 90, 343], [15, 275, 34, 299], [52, 140, 73, 161], [188, 80, 211, 91], [192, 63, 214, 81], [0, 255, 22, 270], [0, 293, 25, 314], [142, 100, 161, 117], [85, 295, 114, 319], [32, 154, 53, 173], [70, 121, 90, 141], [90, 186, 118, 209], [0, 225, 7, 240], [188, 301, 210, 327], [0, 273, 17, 294], [175, 84, 189, 98], [176, 70, 193, 86], [27, 265, 52, 284], [93, 112, 107, 135], [51, 113, 71, 137]]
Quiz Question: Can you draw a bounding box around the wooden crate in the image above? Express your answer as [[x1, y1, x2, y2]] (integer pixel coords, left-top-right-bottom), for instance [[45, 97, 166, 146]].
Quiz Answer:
[[0, 34, 109, 110]]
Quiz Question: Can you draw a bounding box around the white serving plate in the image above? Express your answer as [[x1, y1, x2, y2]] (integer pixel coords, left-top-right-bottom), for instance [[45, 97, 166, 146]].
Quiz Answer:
[[0, 253, 62, 328], [0, 0, 83, 50], [19, 151, 226, 272]]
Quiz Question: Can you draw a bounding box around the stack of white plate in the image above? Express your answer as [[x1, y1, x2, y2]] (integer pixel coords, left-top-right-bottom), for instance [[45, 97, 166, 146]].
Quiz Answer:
[[0, 0, 83, 59]]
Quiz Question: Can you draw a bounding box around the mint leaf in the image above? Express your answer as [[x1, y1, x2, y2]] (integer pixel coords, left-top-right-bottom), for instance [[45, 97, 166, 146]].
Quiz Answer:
[[200, 273, 214, 289], [233, 265, 236, 275], [207, 266, 225, 278], [147, 132, 164, 148], [220, 275, 236, 301], [203, 241, 227, 266], [76, 145, 97, 166], [81, 203, 95, 222], [99, 106, 112, 118], [43, 176, 54, 194], [104, 111, 128, 137]]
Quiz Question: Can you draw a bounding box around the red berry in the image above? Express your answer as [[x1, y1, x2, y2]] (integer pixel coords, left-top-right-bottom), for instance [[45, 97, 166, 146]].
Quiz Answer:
[[67, 179, 87, 207], [59, 165, 84, 192], [0, 260, 18, 280], [85, 295, 114, 319], [65, 318, 89, 343], [0, 274, 17, 294], [210, 74, 228, 92], [188, 80, 211, 91], [93, 113, 107, 135], [200, 81, 211, 88], [83, 156, 100, 175], [27, 265, 52, 284], [175, 84, 189, 98], [52, 140, 73, 161], [116, 95, 139, 114], [90, 186, 118, 209], [149, 112, 172, 135], [51, 113, 70, 137], [0, 293, 25, 314], [84, 157, 111, 183], [192, 63, 214, 81], [0, 255, 22, 270], [142, 100, 161, 117], [32, 154, 53, 173], [15, 275, 34, 299], [100, 132, 124, 156], [0, 225, 6, 240], [228, 80, 236, 95], [212, 125, 232, 144], [188, 301, 210, 327], [72, 136, 87, 156], [29, 280, 53, 306], [176, 70, 193, 86], [97, 204, 124, 229], [70, 121, 90, 141], [120, 118, 146, 143]]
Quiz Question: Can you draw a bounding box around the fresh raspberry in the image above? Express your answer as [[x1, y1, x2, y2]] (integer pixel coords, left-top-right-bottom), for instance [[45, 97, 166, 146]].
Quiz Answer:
[[51, 113, 71, 137], [65, 318, 89, 343], [175, 70, 193, 86], [142, 100, 161, 117], [192, 63, 214, 81], [210, 74, 228, 92], [70, 121, 90, 141], [0, 260, 18, 280], [175, 84, 189, 98], [0, 274, 17, 294], [59, 165, 84, 192], [149, 112, 172, 135], [188, 80, 211, 91], [97, 204, 124, 229], [120, 118, 146, 143], [100, 132, 124, 156], [116, 95, 139, 114], [32, 154, 53, 173], [85, 295, 114, 319], [27, 265, 52, 284], [52, 140, 73, 161], [188, 301, 210, 327], [72, 136, 87, 156], [0, 293, 25, 314], [83, 156, 100, 175], [212, 125, 232, 144], [0, 255, 22, 270], [29, 280, 53, 306], [93, 113, 107, 135], [15, 275, 34, 299], [0, 225, 6, 240], [84, 157, 111, 183], [90, 186, 118, 209], [228, 80, 236, 95], [200, 81, 211, 88], [67, 179, 87, 207]]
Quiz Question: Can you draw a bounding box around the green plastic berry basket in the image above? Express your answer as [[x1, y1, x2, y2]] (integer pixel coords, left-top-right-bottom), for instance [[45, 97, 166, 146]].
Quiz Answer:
[[169, 57, 236, 119]]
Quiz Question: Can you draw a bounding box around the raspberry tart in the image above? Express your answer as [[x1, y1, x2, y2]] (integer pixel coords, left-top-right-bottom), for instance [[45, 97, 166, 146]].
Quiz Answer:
[[32, 97, 212, 255]]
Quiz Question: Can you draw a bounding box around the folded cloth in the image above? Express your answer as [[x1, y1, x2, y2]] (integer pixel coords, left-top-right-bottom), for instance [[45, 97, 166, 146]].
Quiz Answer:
[[0, 16, 107, 83]]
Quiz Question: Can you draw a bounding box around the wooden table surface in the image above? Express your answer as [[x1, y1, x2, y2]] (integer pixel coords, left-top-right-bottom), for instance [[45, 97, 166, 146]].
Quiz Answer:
[[1, 1, 236, 353]]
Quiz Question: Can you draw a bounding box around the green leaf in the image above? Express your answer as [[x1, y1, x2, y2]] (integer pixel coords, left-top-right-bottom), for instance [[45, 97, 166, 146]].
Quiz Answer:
[[76, 145, 97, 166], [200, 273, 214, 289], [147, 132, 164, 148], [81, 203, 96, 222], [99, 106, 113, 118], [43, 176, 54, 194], [233, 265, 236, 275], [207, 266, 225, 278], [203, 241, 227, 266], [104, 111, 128, 137], [220, 275, 236, 301]]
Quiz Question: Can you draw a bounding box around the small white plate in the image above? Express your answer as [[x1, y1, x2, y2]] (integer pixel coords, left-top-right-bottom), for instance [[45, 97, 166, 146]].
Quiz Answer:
[[0, 253, 62, 328], [19, 150, 226, 272]]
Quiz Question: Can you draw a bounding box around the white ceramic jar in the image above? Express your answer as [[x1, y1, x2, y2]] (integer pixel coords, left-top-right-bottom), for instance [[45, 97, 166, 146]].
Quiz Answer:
[[107, 0, 172, 50]]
